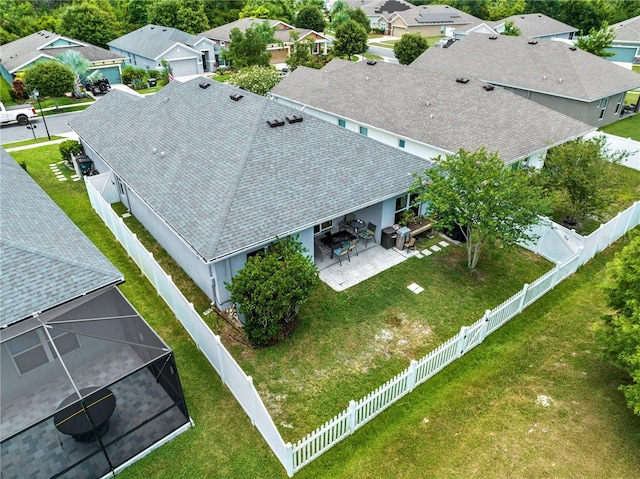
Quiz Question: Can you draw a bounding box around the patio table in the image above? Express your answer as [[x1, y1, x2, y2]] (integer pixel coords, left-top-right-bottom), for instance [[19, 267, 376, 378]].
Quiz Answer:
[[54, 386, 116, 442]]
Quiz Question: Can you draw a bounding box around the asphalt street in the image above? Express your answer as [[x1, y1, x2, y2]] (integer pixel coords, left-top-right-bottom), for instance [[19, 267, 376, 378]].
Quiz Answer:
[[1, 110, 77, 144]]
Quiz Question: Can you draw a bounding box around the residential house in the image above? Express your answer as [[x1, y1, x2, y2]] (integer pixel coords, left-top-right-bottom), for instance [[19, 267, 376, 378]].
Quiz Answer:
[[0, 149, 191, 478], [388, 4, 483, 38], [0, 30, 125, 85], [200, 18, 329, 66], [270, 58, 594, 168], [345, 0, 414, 34], [410, 33, 640, 126], [609, 14, 640, 65], [108, 24, 218, 76], [491, 13, 578, 40], [67, 79, 430, 310]]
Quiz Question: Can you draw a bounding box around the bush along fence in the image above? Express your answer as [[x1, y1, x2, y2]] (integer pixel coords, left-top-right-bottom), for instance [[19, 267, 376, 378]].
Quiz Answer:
[[85, 173, 639, 477]]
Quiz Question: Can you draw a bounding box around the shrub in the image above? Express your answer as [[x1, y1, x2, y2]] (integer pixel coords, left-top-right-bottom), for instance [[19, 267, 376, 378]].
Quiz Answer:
[[121, 66, 148, 89], [11, 79, 28, 100], [59, 140, 82, 162]]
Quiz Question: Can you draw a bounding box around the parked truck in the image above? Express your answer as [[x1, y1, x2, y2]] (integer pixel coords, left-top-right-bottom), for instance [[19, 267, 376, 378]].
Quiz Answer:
[[0, 102, 37, 125]]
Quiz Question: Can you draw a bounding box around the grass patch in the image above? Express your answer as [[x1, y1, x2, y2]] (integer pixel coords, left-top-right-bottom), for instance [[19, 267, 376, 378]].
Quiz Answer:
[[39, 104, 92, 116], [363, 53, 384, 60], [369, 40, 398, 48], [599, 113, 640, 141], [36, 96, 94, 108], [213, 74, 233, 83], [7, 146, 640, 478], [1, 136, 65, 148]]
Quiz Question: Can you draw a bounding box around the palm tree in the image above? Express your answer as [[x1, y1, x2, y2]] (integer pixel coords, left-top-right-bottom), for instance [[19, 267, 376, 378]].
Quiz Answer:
[[55, 50, 91, 98]]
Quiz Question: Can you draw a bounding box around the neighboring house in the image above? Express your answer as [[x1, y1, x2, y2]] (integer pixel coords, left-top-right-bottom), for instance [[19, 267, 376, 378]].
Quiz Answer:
[[346, 0, 414, 34], [608, 15, 640, 65], [0, 149, 191, 478], [200, 18, 329, 66], [67, 79, 430, 310], [389, 4, 483, 38], [270, 58, 594, 168], [411, 33, 640, 126], [108, 24, 218, 76], [491, 13, 578, 40], [0, 30, 125, 85]]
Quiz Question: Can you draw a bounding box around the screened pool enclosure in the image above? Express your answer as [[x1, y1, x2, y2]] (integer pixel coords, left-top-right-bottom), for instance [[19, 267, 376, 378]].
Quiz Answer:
[[0, 285, 191, 479]]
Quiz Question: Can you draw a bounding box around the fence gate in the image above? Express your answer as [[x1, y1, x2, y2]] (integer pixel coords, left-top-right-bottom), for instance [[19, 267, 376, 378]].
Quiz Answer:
[[458, 318, 487, 356]]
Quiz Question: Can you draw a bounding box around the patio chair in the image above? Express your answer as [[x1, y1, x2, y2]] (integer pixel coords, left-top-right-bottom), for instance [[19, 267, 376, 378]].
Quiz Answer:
[[315, 239, 331, 262], [333, 245, 351, 265], [348, 238, 359, 257], [358, 222, 377, 247], [404, 236, 416, 252]]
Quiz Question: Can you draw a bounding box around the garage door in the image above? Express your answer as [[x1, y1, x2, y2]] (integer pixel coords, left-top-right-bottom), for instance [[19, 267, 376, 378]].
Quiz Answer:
[[169, 58, 198, 77]]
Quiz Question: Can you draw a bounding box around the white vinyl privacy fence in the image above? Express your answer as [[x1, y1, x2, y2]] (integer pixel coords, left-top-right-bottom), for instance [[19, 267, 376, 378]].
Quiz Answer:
[[85, 174, 639, 477], [585, 131, 640, 171]]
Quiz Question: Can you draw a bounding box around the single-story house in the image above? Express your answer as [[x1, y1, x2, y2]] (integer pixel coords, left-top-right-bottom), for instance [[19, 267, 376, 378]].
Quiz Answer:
[[200, 18, 329, 66], [345, 0, 414, 34], [608, 14, 640, 65], [0, 30, 126, 85], [410, 33, 640, 126], [0, 149, 191, 478], [67, 79, 431, 310], [108, 24, 219, 76], [389, 4, 483, 38], [270, 58, 594, 168], [491, 13, 578, 40]]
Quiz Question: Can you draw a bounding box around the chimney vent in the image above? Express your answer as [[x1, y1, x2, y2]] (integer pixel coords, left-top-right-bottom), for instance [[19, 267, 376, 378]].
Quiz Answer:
[[199, 81, 210, 89], [230, 93, 243, 101], [267, 118, 285, 128], [483, 85, 494, 91], [456, 77, 469, 84]]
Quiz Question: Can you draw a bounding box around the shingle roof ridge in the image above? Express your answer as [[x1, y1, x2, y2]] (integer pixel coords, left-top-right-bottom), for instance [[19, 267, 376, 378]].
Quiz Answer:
[[2, 238, 122, 281], [209, 92, 270, 251]]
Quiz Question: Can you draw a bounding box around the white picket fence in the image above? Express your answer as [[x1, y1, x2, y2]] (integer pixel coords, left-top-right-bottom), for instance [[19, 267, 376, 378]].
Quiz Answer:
[[85, 172, 639, 477], [84, 175, 294, 474]]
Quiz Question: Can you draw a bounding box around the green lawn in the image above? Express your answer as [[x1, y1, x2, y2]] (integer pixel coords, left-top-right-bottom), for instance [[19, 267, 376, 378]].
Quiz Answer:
[[599, 111, 640, 141], [363, 53, 384, 60], [7, 147, 640, 479], [1, 136, 64, 148]]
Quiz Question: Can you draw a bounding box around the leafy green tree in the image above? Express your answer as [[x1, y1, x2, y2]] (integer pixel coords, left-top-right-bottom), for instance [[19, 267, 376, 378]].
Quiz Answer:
[[483, 0, 526, 21], [332, 20, 368, 60], [222, 21, 275, 68], [226, 65, 281, 95], [126, 0, 149, 28], [226, 236, 319, 347], [594, 232, 640, 416], [121, 65, 149, 89], [240, 0, 296, 23], [534, 136, 626, 225], [55, 50, 91, 98], [411, 148, 549, 269], [575, 22, 616, 57], [347, 7, 370, 33], [286, 33, 322, 71], [330, 0, 350, 30], [501, 20, 522, 36], [57, 2, 120, 49], [203, 1, 244, 28], [393, 33, 429, 65], [147, 0, 209, 34], [22, 61, 75, 108], [295, 5, 326, 32]]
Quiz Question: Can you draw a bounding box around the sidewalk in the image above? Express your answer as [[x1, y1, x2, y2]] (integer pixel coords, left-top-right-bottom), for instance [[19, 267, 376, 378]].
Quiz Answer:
[[4, 131, 79, 152]]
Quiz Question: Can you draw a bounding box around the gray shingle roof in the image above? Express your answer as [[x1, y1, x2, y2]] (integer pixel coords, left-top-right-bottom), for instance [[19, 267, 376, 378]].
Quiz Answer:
[[67, 80, 430, 263], [0, 30, 124, 73], [612, 14, 640, 43], [392, 5, 481, 27], [411, 33, 640, 101], [200, 18, 288, 42], [346, 0, 413, 17], [0, 149, 122, 327], [492, 13, 578, 38], [107, 24, 204, 60], [271, 59, 593, 164]]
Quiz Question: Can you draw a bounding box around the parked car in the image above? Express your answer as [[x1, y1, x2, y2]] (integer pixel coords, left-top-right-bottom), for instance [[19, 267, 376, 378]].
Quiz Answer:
[[0, 101, 37, 125], [435, 38, 456, 48], [85, 78, 111, 95]]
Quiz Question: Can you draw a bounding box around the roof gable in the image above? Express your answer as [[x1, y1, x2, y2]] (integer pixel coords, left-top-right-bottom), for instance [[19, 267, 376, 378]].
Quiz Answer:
[[0, 150, 122, 327], [411, 33, 640, 101], [392, 5, 481, 27], [200, 18, 292, 42], [493, 13, 578, 38], [612, 14, 640, 43], [108, 24, 208, 60], [270, 60, 593, 164]]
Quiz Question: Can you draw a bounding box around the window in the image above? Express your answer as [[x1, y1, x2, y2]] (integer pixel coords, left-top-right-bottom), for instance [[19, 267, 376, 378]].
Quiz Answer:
[[380, 22, 386, 30], [338, 118, 346, 128], [394, 193, 419, 224], [614, 93, 624, 114], [359, 126, 368, 136], [599, 97, 609, 120], [314, 220, 333, 235], [398, 139, 406, 148], [7, 327, 80, 375], [440, 26, 445, 34]]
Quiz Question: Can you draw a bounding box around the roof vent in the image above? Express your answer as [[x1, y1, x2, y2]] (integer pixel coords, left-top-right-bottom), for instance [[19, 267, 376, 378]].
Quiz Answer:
[[366, 60, 377, 65], [569, 46, 577, 51], [456, 77, 469, 84], [483, 84, 494, 91], [489, 35, 498, 40], [285, 114, 303, 124], [528, 40, 538, 45], [267, 118, 285, 128], [199, 81, 210, 89], [150, 26, 155, 29], [230, 93, 243, 101]]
